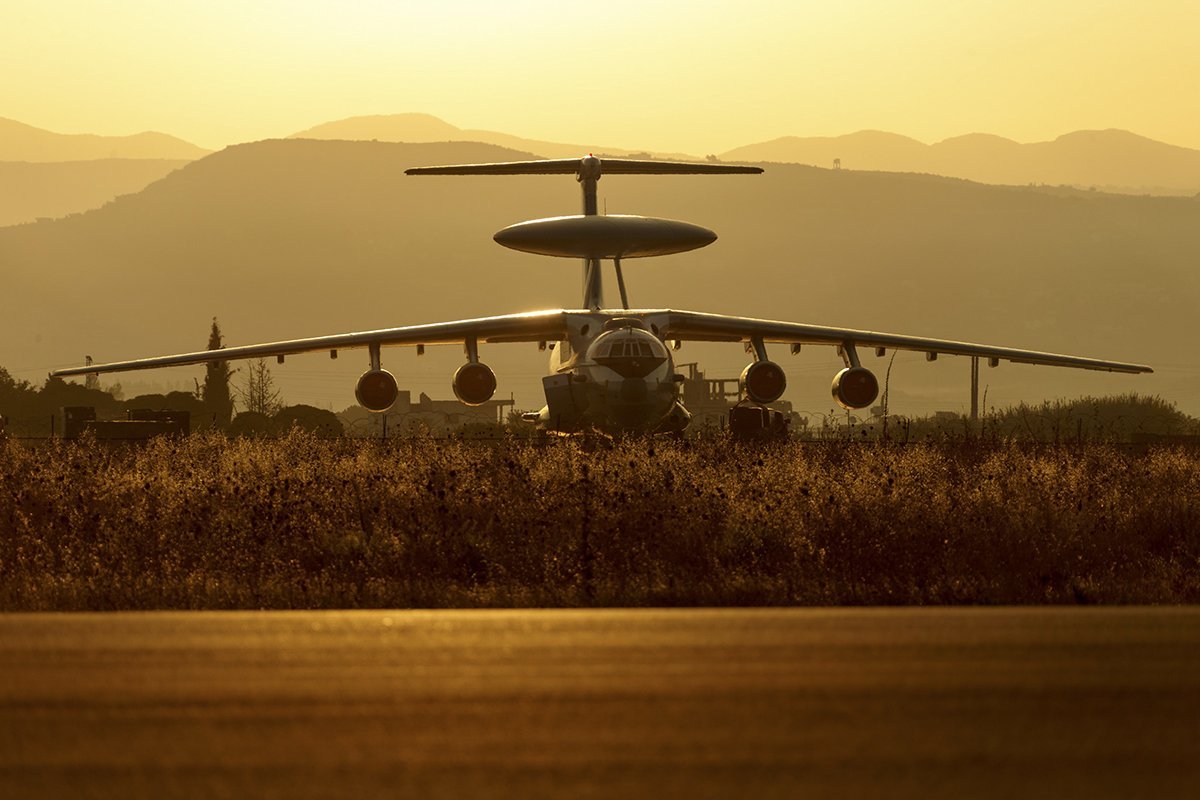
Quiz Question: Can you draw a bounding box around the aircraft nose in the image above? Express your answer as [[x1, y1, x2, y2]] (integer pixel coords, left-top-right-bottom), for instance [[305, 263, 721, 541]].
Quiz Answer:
[[619, 378, 648, 403]]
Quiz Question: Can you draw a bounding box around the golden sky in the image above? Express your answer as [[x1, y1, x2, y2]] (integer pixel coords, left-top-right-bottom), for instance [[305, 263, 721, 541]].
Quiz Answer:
[[3, 0, 1198, 153]]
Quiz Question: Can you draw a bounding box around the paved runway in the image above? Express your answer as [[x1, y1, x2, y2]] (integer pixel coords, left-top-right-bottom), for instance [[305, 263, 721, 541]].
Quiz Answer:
[[1, 608, 1197, 799]]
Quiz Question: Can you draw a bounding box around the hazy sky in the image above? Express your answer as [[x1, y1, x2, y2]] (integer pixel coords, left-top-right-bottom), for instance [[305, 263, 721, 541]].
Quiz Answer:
[[3, 0, 1198, 152]]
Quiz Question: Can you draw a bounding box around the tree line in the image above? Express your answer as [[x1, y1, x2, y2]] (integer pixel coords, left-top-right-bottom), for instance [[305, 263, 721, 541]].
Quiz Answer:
[[2, 319, 1195, 441], [0, 319, 341, 437]]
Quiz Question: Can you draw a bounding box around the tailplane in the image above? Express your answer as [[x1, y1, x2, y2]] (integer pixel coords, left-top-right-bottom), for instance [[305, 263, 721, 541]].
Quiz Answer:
[[407, 156, 762, 309]]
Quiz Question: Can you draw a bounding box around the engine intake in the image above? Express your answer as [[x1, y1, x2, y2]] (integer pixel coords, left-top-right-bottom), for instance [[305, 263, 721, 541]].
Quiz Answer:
[[356, 369, 399, 412], [453, 362, 497, 406], [831, 366, 879, 410], [740, 360, 787, 404]]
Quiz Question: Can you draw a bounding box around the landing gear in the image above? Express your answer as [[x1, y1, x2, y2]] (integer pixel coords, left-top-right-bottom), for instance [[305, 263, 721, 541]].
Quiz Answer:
[[728, 402, 790, 440], [652, 402, 692, 437]]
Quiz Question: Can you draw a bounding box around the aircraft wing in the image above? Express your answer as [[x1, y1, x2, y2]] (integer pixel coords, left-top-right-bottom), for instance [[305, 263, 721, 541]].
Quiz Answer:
[[658, 310, 1153, 374], [51, 310, 571, 377]]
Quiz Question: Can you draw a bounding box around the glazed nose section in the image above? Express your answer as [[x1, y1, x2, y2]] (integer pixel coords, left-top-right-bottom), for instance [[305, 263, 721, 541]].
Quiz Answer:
[[592, 336, 667, 378]]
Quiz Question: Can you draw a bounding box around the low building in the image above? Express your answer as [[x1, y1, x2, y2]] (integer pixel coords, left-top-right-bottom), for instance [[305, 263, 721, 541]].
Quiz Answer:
[[61, 406, 189, 440], [340, 390, 515, 437], [675, 362, 800, 432]]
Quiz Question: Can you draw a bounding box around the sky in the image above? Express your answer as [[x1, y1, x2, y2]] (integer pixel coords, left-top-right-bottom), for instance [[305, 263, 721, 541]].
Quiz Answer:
[[2, 0, 1198, 153]]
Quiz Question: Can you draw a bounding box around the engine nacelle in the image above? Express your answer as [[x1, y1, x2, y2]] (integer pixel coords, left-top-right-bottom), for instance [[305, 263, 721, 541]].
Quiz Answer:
[[453, 362, 497, 406], [831, 366, 879, 410], [356, 369, 399, 412], [740, 360, 787, 404]]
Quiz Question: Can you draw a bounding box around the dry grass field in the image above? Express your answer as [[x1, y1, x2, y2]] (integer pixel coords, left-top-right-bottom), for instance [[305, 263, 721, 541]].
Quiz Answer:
[[2, 433, 1197, 610]]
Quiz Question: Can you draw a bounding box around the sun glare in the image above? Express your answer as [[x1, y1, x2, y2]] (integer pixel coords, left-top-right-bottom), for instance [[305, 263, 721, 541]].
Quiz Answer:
[[1, 1, 1198, 154]]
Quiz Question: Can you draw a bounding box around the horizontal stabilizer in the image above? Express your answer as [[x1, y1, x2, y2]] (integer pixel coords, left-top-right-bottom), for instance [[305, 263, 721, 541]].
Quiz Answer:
[[407, 159, 582, 175], [601, 159, 762, 175], [406, 157, 762, 177]]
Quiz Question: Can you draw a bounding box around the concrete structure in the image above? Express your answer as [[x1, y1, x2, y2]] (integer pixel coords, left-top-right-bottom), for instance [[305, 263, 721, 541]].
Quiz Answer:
[[675, 362, 799, 432], [61, 406, 189, 440], [341, 390, 515, 437]]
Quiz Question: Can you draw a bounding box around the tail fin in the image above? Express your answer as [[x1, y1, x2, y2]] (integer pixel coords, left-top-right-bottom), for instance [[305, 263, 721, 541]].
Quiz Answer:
[[407, 156, 762, 309]]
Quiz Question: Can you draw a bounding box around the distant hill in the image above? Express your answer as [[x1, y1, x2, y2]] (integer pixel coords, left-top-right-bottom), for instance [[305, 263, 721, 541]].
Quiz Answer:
[[0, 117, 209, 162], [292, 116, 1200, 195], [2, 140, 1196, 417], [289, 113, 699, 160], [721, 129, 1200, 195], [0, 159, 188, 227]]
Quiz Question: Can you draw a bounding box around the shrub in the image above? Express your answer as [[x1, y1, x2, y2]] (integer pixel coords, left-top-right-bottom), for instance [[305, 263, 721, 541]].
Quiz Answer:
[[1, 433, 1196, 609], [272, 405, 343, 438]]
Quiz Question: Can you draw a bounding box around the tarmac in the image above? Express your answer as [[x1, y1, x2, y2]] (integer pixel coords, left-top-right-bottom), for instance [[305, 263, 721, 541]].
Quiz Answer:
[[2, 607, 1198, 799]]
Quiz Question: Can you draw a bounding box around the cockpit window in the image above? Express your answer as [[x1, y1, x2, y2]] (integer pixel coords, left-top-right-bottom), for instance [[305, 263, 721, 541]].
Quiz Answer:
[[591, 332, 668, 378], [596, 337, 665, 358]]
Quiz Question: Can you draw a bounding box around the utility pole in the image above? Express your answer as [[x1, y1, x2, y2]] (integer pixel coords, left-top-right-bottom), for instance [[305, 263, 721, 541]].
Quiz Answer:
[[970, 356, 980, 422]]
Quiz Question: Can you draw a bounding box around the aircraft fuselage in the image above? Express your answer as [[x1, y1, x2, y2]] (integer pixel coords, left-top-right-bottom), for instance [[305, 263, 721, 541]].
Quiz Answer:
[[538, 313, 686, 435]]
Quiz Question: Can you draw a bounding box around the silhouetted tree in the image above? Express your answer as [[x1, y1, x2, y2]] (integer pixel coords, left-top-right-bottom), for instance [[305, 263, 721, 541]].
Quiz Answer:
[[272, 404, 344, 437], [228, 411, 272, 437], [202, 318, 234, 427], [237, 358, 282, 417], [125, 391, 206, 417], [0, 368, 37, 433], [0, 367, 32, 398]]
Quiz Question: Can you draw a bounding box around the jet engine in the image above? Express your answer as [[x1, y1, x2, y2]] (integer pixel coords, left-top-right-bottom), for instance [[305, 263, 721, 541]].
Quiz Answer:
[[740, 360, 787, 404], [453, 362, 497, 406], [355, 369, 399, 412], [831, 367, 879, 410]]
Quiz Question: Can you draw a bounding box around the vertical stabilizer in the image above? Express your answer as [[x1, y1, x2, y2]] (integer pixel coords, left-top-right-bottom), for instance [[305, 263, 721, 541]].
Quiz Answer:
[[578, 156, 603, 309], [406, 155, 762, 311]]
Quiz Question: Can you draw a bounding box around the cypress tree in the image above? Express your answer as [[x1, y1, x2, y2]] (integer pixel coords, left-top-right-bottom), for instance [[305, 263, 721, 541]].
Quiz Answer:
[[202, 317, 233, 427]]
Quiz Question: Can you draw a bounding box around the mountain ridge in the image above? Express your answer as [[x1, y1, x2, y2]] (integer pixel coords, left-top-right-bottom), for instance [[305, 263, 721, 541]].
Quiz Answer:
[[6, 113, 1200, 229], [8, 112, 1200, 193], [721, 128, 1200, 195], [0, 117, 210, 162], [0, 159, 189, 227], [288, 112, 699, 161]]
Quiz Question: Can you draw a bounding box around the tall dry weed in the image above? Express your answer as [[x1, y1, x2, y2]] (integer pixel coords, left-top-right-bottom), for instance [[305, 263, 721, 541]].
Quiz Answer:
[[1, 433, 1196, 609]]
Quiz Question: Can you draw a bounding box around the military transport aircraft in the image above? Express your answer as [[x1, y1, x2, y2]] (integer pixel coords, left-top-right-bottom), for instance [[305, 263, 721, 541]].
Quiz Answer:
[[53, 155, 1152, 435]]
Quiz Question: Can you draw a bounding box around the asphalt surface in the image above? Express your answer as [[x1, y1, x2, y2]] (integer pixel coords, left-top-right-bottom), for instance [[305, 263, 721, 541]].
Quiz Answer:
[[1, 608, 1198, 799]]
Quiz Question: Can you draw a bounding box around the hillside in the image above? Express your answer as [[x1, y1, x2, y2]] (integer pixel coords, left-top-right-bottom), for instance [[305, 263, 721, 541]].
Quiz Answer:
[[0, 159, 188, 227], [722, 129, 1200, 195], [2, 140, 1196, 417], [0, 117, 209, 162], [291, 116, 1200, 195], [289, 113, 698, 160]]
